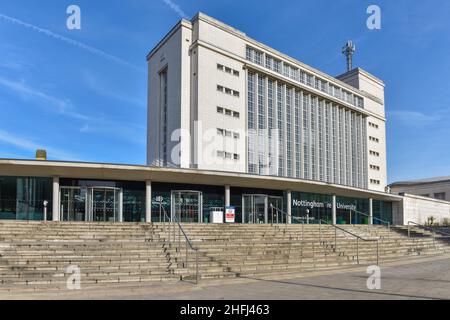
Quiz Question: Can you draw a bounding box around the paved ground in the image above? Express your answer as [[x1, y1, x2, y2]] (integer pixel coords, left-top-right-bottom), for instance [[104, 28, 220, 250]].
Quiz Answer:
[[2, 255, 450, 300]]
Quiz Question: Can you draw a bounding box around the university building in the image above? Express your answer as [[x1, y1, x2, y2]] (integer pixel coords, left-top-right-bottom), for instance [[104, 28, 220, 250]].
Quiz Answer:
[[1, 13, 446, 226]]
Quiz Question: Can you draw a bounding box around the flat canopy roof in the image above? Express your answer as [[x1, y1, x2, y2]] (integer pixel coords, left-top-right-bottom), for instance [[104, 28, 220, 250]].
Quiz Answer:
[[0, 159, 402, 202]]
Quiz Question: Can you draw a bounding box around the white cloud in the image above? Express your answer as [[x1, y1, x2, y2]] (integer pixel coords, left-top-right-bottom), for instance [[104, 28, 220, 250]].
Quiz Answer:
[[0, 13, 145, 73], [0, 130, 79, 160], [162, 0, 189, 19], [0, 76, 90, 121], [388, 110, 443, 125]]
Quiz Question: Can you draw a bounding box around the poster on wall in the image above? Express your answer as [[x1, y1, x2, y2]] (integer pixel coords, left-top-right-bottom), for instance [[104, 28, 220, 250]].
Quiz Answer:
[[225, 206, 235, 223]]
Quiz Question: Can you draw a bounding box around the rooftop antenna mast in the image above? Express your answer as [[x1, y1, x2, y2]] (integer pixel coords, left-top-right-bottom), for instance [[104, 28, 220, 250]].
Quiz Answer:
[[342, 40, 356, 72]]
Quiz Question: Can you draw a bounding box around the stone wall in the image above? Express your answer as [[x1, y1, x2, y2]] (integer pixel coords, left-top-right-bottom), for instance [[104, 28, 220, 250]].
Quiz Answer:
[[398, 193, 450, 225]]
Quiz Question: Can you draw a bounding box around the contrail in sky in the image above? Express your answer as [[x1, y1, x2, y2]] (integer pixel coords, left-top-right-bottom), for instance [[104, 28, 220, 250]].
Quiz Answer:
[[0, 13, 145, 73], [162, 0, 189, 19]]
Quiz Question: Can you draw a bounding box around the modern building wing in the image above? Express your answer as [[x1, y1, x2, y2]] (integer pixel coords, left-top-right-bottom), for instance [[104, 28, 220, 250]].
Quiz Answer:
[[147, 12, 387, 192]]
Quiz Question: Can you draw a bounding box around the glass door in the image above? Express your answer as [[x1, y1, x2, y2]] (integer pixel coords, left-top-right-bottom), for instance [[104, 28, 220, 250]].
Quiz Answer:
[[171, 191, 202, 223], [268, 196, 284, 223], [89, 187, 120, 222], [242, 194, 268, 224], [60, 187, 87, 221]]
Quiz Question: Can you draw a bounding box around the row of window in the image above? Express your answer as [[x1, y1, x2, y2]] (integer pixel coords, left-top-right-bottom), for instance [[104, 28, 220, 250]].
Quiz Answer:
[[217, 106, 240, 118], [370, 179, 381, 185], [369, 122, 379, 129], [217, 85, 240, 97], [247, 71, 368, 189], [217, 63, 240, 77], [217, 151, 240, 160], [217, 128, 240, 139], [370, 150, 380, 157], [246, 46, 365, 109], [370, 165, 380, 171], [420, 193, 446, 200], [369, 136, 380, 143]]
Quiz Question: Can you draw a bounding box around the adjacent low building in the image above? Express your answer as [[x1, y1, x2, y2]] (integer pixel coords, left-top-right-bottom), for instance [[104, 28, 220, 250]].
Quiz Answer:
[[390, 176, 450, 202], [390, 177, 450, 225]]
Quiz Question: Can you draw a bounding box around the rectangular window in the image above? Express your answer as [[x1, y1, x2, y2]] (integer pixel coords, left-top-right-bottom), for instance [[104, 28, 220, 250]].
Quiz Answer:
[[217, 107, 224, 114], [225, 109, 232, 116], [434, 193, 446, 200], [233, 111, 240, 118]]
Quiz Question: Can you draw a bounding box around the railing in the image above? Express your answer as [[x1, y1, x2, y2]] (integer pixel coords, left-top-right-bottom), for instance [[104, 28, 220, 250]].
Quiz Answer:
[[407, 221, 450, 250], [160, 207, 199, 284], [348, 209, 391, 227], [270, 204, 305, 241], [349, 209, 391, 238], [268, 205, 380, 265], [320, 219, 380, 266]]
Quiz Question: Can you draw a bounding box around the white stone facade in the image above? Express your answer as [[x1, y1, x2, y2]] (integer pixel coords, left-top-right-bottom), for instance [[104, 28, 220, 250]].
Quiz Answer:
[[394, 194, 450, 225], [147, 12, 388, 192]]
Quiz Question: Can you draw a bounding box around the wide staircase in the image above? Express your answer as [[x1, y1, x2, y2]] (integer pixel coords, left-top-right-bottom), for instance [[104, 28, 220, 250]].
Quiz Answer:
[[156, 223, 449, 281], [0, 221, 449, 291], [0, 221, 182, 291]]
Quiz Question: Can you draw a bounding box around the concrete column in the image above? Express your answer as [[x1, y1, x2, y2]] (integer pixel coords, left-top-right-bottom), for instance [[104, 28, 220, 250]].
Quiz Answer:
[[225, 185, 231, 207], [145, 180, 152, 223], [286, 190, 292, 224], [332, 194, 337, 225], [118, 189, 123, 222], [369, 198, 374, 225], [52, 177, 60, 222]]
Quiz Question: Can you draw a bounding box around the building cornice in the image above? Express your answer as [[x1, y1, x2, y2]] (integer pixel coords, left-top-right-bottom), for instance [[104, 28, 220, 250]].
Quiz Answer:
[[146, 19, 192, 61], [191, 39, 387, 122], [0, 159, 401, 202], [192, 12, 379, 101]]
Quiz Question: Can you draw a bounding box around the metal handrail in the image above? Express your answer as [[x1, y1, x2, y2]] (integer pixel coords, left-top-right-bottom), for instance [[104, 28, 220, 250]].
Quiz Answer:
[[407, 221, 450, 251], [350, 209, 391, 228], [269, 204, 305, 241], [407, 221, 450, 237], [320, 219, 380, 266], [161, 207, 199, 284]]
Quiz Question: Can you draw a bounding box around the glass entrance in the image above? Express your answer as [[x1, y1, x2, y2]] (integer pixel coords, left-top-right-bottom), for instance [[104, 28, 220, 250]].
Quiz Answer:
[[60, 187, 87, 222], [90, 188, 120, 222], [243, 194, 267, 224], [268, 196, 284, 223], [171, 191, 202, 223], [60, 187, 121, 222], [242, 195, 283, 224]]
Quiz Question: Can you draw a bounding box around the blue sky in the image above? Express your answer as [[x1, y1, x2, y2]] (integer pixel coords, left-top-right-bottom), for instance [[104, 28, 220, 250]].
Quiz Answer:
[[0, 0, 449, 183]]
